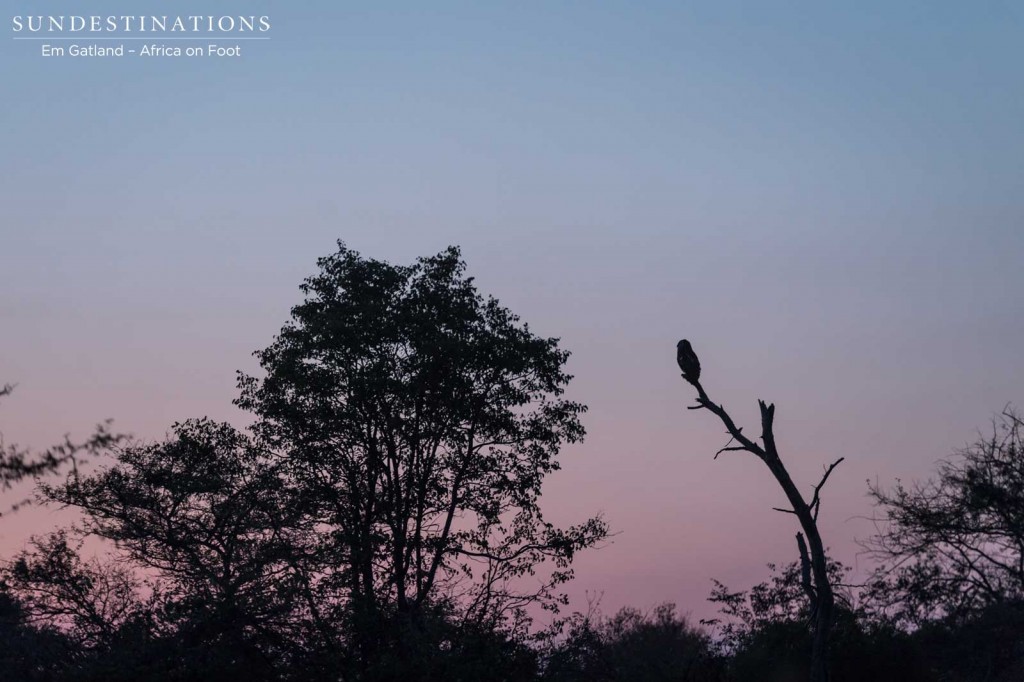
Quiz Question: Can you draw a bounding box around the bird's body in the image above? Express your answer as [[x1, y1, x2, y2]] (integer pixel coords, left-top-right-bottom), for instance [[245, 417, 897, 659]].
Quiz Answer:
[[676, 339, 701, 383]]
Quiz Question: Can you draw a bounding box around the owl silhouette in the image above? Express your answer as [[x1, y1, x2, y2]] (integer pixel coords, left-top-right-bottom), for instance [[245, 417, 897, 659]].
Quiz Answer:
[[676, 339, 701, 383]]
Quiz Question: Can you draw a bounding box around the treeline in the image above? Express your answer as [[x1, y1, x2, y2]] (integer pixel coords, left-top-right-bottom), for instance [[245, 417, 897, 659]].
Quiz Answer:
[[2, 245, 1022, 681]]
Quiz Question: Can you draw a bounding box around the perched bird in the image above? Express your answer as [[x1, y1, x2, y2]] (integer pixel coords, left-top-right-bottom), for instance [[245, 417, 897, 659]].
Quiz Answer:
[[676, 339, 701, 383]]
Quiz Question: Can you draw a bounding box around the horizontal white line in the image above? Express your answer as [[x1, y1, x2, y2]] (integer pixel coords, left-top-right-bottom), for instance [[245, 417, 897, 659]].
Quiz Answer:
[[12, 37, 271, 40]]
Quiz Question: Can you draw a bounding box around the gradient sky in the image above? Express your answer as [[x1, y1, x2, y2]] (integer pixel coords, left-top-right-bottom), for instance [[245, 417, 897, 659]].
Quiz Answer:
[[3, 1, 1023, 624]]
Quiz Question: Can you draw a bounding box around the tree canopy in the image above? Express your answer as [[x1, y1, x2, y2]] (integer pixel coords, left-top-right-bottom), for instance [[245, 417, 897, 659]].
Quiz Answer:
[[3, 244, 607, 681], [865, 408, 1024, 627], [236, 245, 607, 637]]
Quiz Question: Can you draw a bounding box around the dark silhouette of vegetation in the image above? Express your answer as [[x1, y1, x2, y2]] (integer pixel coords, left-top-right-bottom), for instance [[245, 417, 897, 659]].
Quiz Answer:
[[703, 560, 934, 682], [675, 339, 843, 682], [3, 245, 607, 681], [28, 419, 305, 678], [2, 246, 1021, 681], [236, 243, 608, 675], [0, 587, 72, 681], [0, 384, 120, 513], [864, 408, 1024, 628], [541, 602, 724, 682]]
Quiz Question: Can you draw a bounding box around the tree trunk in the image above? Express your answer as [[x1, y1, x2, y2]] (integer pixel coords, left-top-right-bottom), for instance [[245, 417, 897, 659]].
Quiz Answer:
[[764, 457, 834, 682]]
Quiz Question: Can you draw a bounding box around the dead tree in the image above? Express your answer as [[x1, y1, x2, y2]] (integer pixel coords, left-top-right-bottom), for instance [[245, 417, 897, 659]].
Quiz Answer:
[[676, 340, 842, 682]]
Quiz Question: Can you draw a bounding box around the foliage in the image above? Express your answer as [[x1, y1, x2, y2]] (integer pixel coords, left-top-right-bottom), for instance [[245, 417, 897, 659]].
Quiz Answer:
[[0, 587, 72, 681], [236, 244, 607, 639], [705, 561, 933, 682], [6, 531, 143, 651], [37, 418, 317, 676], [2, 245, 607, 680], [910, 600, 1024, 682], [541, 603, 724, 682], [702, 560, 854, 654], [865, 408, 1024, 627], [0, 383, 121, 512]]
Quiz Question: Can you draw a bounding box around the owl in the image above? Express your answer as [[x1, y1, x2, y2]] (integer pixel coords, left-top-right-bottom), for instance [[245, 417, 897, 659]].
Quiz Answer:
[[676, 339, 701, 383]]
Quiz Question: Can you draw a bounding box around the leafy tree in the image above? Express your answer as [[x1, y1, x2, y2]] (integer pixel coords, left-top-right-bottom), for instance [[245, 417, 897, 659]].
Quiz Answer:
[[1, 383, 125, 681], [541, 603, 724, 682], [910, 600, 1024, 682], [348, 601, 540, 682], [236, 244, 607, 672], [0, 586, 73, 681], [6, 531, 142, 651], [4, 245, 606, 680], [705, 562, 932, 682], [23, 419, 312, 679], [703, 560, 853, 656], [865, 408, 1024, 627]]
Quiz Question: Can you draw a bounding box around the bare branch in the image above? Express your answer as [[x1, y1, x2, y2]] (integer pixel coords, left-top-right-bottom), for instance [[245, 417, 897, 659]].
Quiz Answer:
[[810, 457, 845, 521], [688, 380, 766, 461], [714, 444, 748, 459]]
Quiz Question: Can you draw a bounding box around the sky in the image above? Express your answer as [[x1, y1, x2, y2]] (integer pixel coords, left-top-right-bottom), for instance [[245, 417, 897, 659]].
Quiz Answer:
[[2, 1, 1023, 624]]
